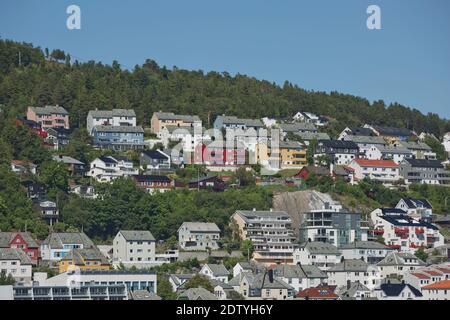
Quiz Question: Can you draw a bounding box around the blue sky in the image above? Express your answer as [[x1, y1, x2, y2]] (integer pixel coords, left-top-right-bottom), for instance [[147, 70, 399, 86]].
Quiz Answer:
[[1, 0, 449, 118]]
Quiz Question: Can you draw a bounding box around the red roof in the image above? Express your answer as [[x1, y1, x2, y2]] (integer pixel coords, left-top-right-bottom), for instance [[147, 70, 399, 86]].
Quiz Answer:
[[435, 267, 450, 274], [422, 280, 450, 290], [423, 270, 442, 276], [353, 159, 399, 168], [411, 273, 430, 280]]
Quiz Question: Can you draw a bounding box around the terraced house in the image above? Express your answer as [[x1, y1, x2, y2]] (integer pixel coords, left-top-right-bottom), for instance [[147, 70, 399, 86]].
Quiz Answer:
[[86, 108, 137, 135], [400, 159, 450, 185], [92, 125, 145, 151], [151, 112, 202, 136]]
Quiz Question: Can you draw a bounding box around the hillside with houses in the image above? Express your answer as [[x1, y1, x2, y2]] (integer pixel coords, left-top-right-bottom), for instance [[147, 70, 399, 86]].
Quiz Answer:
[[0, 39, 450, 300]]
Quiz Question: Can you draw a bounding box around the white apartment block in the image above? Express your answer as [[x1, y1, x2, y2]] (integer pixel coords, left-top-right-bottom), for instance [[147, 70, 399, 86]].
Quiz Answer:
[[87, 156, 138, 183], [348, 159, 400, 184], [293, 241, 341, 270], [326, 259, 381, 290]]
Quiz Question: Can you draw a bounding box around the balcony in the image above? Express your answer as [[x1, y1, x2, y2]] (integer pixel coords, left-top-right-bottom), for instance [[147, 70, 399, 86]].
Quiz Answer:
[[373, 228, 384, 235], [415, 228, 424, 234], [394, 227, 409, 235]]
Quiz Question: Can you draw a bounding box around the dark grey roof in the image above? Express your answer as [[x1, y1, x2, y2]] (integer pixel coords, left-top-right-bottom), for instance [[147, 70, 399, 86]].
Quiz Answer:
[[52, 155, 84, 165], [141, 150, 169, 160], [98, 156, 118, 164], [372, 126, 413, 137], [133, 175, 171, 183], [348, 127, 375, 136], [216, 115, 264, 127], [294, 132, 330, 141], [399, 141, 432, 151], [0, 248, 33, 265], [380, 214, 438, 230], [338, 282, 371, 298], [279, 123, 317, 132], [404, 158, 443, 168], [61, 248, 109, 264], [234, 210, 291, 220], [243, 273, 293, 290], [319, 140, 359, 149], [343, 135, 386, 145], [41, 233, 95, 249], [400, 198, 432, 209], [272, 264, 327, 279], [93, 125, 144, 133], [119, 230, 155, 241], [129, 290, 161, 300]]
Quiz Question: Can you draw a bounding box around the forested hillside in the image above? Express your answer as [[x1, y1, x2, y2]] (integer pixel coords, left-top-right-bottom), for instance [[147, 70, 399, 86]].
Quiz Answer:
[[1, 39, 449, 137]]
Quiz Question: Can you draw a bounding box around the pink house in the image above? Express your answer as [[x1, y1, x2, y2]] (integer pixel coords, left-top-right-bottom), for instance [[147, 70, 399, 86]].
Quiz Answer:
[[26, 105, 70, 129]]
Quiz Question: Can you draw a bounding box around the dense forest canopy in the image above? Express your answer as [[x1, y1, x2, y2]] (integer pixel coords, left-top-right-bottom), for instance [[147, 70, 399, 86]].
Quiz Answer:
[[1, 38, 449, 137]]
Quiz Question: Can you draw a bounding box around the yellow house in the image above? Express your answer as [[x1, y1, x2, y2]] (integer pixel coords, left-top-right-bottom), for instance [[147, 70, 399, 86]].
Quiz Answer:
[[279, 141, 307, 169], [150, 112, 202, 135], [58, 248, 111, 273]]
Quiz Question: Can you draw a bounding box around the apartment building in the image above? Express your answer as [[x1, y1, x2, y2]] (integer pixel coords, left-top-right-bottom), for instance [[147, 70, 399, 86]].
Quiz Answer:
[[400, 159, 450, 185], [87, 156, 138, 183], [113, 230, 156, 269], [348, 159, 400, 184], [293, 241, 342, 270], [26, 105, 69, 129], [86, 109, 136, 134], [151, 112, 202, 136], [177, 222, 221, 251]]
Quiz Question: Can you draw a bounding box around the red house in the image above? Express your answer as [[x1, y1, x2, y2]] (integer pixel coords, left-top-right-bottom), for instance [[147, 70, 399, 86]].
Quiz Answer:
[[192, 143, 246, 166], [0, 232, 40, 265]]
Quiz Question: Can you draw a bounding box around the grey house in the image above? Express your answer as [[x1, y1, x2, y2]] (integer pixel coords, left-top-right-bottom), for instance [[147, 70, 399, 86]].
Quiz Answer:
[[177, 222, 220, 251], [399, 159, 450, 185]]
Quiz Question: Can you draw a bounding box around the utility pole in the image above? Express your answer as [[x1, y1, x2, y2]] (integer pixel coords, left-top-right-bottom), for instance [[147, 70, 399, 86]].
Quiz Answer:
[[18, 51, 22, 67]]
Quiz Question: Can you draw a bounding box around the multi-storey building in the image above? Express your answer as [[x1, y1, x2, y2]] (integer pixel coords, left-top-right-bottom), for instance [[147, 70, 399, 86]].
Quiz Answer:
[[86, 109, 136, 135], [214, 115, 264, 131], [339, 241, 394, 264], [396, 198, 433, 222], [231, 210, 297, 264], [326, 259, 381, 290], [399, 158, 450, 185], [0, 232, 40, 265], [38, 200, 59, 226], [139, 150, 171, 170], [177, 222, 221, 251], [26, 105, 69, 129], [40, 233, 96, 263], [366, 145, 413, 164], [342, 135, 386, 158], [377, 252, 426, 277]]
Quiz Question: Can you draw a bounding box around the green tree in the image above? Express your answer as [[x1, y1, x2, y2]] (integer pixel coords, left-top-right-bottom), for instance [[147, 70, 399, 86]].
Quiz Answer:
[[240, 239, 254, 259], [414, 247, 428, 262], [0, 272, 15, 285], [157, 274, 177, 300], [184, 275, 214, 293]]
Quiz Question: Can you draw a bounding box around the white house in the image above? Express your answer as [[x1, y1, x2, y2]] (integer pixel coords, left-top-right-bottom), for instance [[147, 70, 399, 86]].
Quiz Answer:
[[369, 208, 444, 253], [0, 248, 33, 285], [199, 264, 230, 283], [293, 241, 341, 270], [348, 159, 400, 185], [232, 261, 253, 277], [377, 252, 426, 278], [293, 112, 328, 126], [168, 274, 195, 292], [443, 132, 450, 159], [177, 222, 220, 251], [342, 135, 386, 158], [112, 230, 157, 269], [40, 232, 96, 262], [340, 241, 394, 264], [159, 126, 209, 153], [326, 259, 381, 290], [87, 156, 138, 183], [86, 109, 136, 135], [272, 264, 328, 293]]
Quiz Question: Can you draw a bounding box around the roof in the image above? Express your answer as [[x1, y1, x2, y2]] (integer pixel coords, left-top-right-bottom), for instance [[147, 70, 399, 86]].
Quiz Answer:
[[298, 166, 330, 176], [279, 141, 305, 149], [403, 158, 444, 168], [353, 159, 398, 168], [376, 145, 412, 154], [133, 175, 172, 183], [272, 264, 327, 279], [141, 150, 169, 160], [179, 222, 220, 233], [340, 241, 391, 250], [338, 282, 371, 298], [98, 156, 118, 164], [328, 259, 370, 272], [300, 241, 340, 255], [52, 155, 84, 165], [177, 287, 217, 300], [93, 125, 144, 133], [410, 272, 430, 280], [129, 290, 162, 300], [243, 273, 293, 290], [343, 135, 386, 145], [377, 252, 426, 267], [319, 140, 359, 149], [234, 210, 291, 221], [372, 126, 413, 137], [88, 109, 136, 118], [347, 127, 375, 136], [216, 115, 264, 128], [41, 233, 95, 249], [297, 284, 339, 299], [118, 230, 155, 242], [380, 208, 407, 215], [0, 232, 39, 248], [30, 105, 68, 115], [400, 198, 433, 210], [422, 280, 450, 290], [377, 283, 422, 297], [0, 248, 33, 265], [188, 175, 224, 184], [204, 264, 230, 276], [154, 112, 201, 123]]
